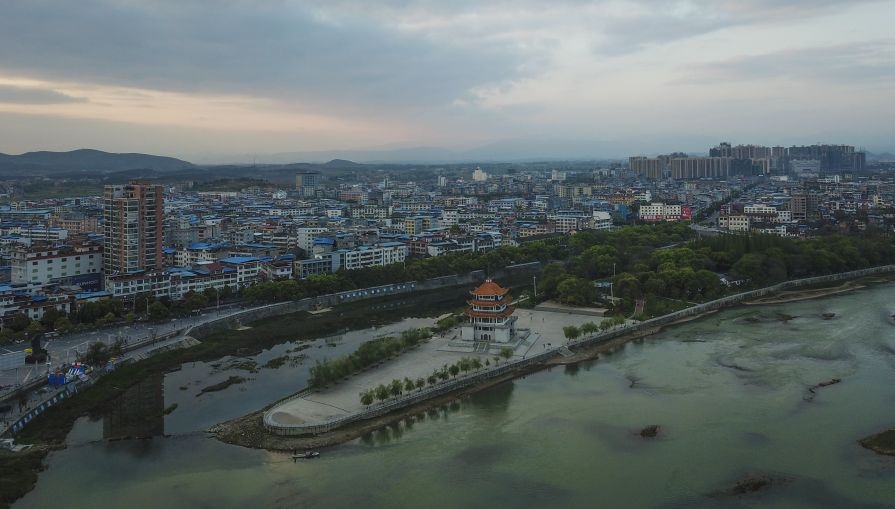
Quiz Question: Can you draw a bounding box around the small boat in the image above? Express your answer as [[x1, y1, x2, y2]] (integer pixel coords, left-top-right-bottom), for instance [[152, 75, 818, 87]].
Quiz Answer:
[[292, 451, 320, 461]]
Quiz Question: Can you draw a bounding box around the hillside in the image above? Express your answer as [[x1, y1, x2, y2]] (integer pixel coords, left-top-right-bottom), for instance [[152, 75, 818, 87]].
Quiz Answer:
[[0, 149, 195, 175]]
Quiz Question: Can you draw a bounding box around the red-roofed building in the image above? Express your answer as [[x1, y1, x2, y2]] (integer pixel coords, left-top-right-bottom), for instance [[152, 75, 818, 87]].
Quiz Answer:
[[461, 279, 517, 343]]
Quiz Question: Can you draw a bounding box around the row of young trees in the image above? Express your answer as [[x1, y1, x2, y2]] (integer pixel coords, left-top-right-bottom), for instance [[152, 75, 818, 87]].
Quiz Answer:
[[358, 350, 515, 406], [308, 328, 432, 388], [561, 316, 627, 341]]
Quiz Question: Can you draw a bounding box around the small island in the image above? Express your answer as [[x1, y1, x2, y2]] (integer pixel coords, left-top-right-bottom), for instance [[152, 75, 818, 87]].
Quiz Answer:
[[860, 429, 895, 456]]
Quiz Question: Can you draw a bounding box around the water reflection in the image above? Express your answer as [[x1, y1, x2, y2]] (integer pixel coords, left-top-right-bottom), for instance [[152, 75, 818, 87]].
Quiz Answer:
[[103, 372, 165, 440]]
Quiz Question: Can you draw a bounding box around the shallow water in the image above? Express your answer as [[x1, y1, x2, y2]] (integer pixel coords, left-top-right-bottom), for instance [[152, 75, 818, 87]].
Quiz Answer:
[[17, 284, 895, 509]]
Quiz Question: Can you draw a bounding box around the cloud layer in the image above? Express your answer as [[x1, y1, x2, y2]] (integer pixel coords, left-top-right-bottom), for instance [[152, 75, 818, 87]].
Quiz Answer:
[[0, 0, 892, 159]]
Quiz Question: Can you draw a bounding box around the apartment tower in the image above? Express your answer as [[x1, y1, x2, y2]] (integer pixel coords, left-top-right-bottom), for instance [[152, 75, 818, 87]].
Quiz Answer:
[[103, 180, 164, 274]]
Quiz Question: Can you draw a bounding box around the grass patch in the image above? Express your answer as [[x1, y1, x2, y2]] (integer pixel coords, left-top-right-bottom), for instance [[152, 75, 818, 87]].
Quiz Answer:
[[0, 448, 48, 509], [263, 355, 290, 369]]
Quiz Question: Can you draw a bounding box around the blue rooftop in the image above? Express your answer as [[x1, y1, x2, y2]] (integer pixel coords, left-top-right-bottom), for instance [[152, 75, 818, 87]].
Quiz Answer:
[[220, 256, 260, 264]]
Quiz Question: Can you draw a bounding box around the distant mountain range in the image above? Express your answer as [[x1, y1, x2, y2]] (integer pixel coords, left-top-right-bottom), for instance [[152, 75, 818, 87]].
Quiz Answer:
[[867, 151, 895, 162], [2, 145, 891, 178], [252, 139, 637, 164], [0, 149, 195, 175]]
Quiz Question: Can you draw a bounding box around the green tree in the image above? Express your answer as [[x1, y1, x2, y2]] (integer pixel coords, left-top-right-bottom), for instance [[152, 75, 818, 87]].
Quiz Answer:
[[183, 291, 208, 312], [39, 307, 61, 328], [375, 384, 390, 402], [149, 301, 170, 321], [96, 312, 117, 326], [579, 322, 598, 336], [53, 316, 74, 334], [556, 276, 596, 306], [500, 347, 514, 363], [448, 364, 460, 378], [403, 377, 415, 393], [81, 342, 111, 367], [563, 325, 580, 342], [7, 313, 30, 332], [360, 390, 374, 406], [415, 377, 425, 391], [26, 320, 44, 336], [390, 379, 403, 398]]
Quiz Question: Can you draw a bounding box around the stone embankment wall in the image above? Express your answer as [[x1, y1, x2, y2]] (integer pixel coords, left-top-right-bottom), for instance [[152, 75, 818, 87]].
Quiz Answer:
[[262, 264, 895, 437]]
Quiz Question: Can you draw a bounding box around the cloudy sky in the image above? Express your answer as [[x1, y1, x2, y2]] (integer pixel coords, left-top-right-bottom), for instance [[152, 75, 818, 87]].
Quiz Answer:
[[0, 0, 892, 161]]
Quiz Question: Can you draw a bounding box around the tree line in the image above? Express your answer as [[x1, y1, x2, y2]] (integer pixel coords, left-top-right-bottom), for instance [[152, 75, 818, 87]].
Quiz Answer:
[[0, 286, 235, 345], [533, 222, 895, 317], [358, 349, 514, 406], [309, 328, 432, 388]]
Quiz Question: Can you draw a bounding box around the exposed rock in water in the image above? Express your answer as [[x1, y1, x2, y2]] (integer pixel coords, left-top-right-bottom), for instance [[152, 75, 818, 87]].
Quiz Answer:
[[717, 360, 753, 372], [197, 376, 247, 396], [713, 473, 791, 497], [821, 312, 836, 320], [859, 429, 895, 456], [776, 313, 798, 322], [640, 425, 660, 438], [804, 378, 841, 402]]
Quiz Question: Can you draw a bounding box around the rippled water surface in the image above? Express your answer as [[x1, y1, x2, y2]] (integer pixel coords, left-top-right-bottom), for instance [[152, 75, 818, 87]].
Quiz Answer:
[[17, 284, 895, 509]]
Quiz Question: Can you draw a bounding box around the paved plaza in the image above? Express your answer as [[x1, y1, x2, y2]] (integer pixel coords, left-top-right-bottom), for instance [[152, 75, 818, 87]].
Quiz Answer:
[[266, 308, 601, 427]]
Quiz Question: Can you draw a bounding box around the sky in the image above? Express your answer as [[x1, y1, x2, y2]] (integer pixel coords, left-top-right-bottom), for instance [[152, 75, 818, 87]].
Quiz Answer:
[[0, 0, 893, 162]]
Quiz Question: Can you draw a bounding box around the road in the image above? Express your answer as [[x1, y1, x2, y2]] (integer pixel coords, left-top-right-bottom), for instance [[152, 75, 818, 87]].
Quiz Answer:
[[0, 304, 245, 398]]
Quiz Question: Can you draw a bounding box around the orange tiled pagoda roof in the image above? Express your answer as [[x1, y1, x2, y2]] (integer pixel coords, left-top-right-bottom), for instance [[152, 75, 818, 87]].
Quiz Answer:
[[470, 279, 509, 297]]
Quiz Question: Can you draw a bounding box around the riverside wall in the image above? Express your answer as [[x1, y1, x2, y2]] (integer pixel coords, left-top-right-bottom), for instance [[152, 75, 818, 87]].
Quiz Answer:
[[188, 262, 542, 341], [261, 264, 895, 437]]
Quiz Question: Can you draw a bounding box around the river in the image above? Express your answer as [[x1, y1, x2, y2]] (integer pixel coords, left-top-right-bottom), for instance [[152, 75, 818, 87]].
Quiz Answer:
[[15, 283, 895, 508]]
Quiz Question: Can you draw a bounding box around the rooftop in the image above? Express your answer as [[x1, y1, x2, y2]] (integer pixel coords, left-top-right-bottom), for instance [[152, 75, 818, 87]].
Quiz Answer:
[[470, 279, 509, 297]]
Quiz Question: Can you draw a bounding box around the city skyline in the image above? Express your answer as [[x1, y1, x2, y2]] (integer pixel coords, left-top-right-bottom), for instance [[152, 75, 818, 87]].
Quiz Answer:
[[1, 1, 893, 161]]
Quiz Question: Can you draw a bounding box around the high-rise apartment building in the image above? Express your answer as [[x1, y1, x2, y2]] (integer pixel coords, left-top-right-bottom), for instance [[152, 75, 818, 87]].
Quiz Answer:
[[295, 172, 320, 198], [103, 180, 164, 274]]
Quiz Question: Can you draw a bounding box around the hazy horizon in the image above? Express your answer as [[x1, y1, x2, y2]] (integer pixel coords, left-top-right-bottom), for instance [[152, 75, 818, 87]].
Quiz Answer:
[[1, 1, 893, 160]]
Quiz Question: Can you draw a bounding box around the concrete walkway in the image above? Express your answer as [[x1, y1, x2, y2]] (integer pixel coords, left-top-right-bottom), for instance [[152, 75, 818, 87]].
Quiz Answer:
[[266, 308, 598, 427]]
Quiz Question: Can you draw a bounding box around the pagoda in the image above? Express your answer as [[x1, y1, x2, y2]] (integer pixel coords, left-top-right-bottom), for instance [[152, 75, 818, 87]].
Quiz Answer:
[[460, 279, 517, 343]]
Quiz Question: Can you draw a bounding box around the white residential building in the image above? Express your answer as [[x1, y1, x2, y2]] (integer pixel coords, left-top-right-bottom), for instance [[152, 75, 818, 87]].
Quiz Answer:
[[10, 243, 102, 285]]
